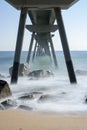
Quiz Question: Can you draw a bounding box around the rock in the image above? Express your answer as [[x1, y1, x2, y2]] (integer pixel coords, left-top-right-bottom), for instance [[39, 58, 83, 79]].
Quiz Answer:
[[18, 105, 32, 110], [18, 92, 43, 100], [18, 93, 34, 100], [61, 92, 66, 95], [76, 70, 87, 75], [0, 103, 5, 110], [28, 69, 44, 78], [39, 94, 51, 102], [9, 63, 29, 76], [1, 99, 17, 109], [85, 98, 87, 103], [44, 70, 54, 77], [28, 69, 53, 78], [0, 80, 12, 99], [23, 63, 30, 76], [30, 91, 43, 95]]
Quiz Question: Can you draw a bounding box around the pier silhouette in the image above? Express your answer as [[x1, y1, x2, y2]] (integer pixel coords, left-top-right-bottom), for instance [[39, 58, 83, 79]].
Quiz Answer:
[[5, 0, 79, 84]]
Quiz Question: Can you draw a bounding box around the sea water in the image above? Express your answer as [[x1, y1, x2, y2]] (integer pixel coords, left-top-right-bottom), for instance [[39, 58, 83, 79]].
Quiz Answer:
[[0, 51, 87, 114]]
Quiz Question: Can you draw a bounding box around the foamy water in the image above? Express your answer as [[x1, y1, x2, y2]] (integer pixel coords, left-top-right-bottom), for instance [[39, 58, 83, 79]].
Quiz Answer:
[[0, 51, 87, 114]]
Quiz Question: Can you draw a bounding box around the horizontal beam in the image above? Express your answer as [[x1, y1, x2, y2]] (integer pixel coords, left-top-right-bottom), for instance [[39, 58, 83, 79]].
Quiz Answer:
[[28, 10, 54, 25], [5, 0, 79, 10], [26, 25, 58, 32]]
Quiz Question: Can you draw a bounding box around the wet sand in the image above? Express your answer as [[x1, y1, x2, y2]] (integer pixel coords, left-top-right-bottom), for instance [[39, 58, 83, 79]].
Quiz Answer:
[[0, 110, 87, 130]]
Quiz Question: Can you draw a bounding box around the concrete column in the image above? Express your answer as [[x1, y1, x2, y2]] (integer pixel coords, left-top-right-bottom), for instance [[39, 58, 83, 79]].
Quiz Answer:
[[54, 8, 77, 83], [11, 8, 27, 84], [44, 40, 51, 57], [49, 34, 58, 67], [26, 32, 35, 63], [32, 41, 37, 61]]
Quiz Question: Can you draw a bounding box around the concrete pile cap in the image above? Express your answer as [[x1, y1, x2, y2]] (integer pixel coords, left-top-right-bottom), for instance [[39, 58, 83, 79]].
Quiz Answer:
[[5, 0, 79, 10]]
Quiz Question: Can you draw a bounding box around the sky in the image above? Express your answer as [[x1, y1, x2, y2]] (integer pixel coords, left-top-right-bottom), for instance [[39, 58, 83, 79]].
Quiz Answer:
[[0, 0, 87, 51]]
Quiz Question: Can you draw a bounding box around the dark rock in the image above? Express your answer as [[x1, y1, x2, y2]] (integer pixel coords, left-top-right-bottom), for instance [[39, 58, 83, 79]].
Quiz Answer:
[[85, 98, 87, 103], [76, 70, 87, 75], [18, 92, 43, 100], [30, 91, 43, 95], [1, 99, 17, 109], [28, 69, 53, 78], [0, 103, 5, 110], [61, 92, 66, 95], [9, 63, 29, 76], [18, 93, 34, 100], [45, 70, 54, 76], [18, 105, 32, 110], [28, 69, 44, 78], [0, 80, 12, 99], [39, 94, 51, 102]]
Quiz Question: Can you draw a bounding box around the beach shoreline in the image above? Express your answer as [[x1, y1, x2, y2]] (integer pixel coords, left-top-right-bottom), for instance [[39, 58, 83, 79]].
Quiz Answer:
[[0, 110, 87, 130]]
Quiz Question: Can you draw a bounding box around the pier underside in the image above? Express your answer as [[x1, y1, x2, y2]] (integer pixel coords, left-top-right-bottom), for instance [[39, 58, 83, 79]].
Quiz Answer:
[[5, 0, 78, 9], [5, 0, 79, 84]]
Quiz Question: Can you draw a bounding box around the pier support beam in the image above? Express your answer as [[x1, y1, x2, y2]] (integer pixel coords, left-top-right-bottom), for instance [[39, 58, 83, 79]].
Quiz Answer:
[[49, 33, 58, 67], [11, 8, 27, 84], [32, 41, 37, 61], [26, 32, 35, 63], [54, 8, 77, 83], [36, 33, 52, 57], [45, 40, 51, 57]]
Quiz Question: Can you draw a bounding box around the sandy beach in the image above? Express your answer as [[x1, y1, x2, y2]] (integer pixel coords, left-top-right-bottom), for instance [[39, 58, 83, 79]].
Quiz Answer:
[[0, 110, 87, 130]]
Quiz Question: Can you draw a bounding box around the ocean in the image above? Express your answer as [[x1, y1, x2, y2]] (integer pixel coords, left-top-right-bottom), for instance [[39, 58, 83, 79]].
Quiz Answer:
[[0, 51, 87, 114]]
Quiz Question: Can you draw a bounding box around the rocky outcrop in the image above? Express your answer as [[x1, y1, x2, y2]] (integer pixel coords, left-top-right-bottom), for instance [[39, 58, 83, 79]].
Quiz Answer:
[[76, 70, 87, 75], [18, 93, 34, 100], [1, 99, 17, 109], [39, 94, 51, 102], [0, 103, 5, 110], [18, 105, 32, 110], [9, 63, 29, 76], [85, 98, 87, 103], [9, 63, 53, 78], [28, 69, 44, 77], [0, 80, 12, 99], [28, 69, 53, 78], [18, 91, 43, 100]]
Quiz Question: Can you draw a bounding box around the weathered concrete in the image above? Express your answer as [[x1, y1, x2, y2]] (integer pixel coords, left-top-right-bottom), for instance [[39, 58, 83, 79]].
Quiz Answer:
[[5, 0, 79, 9]]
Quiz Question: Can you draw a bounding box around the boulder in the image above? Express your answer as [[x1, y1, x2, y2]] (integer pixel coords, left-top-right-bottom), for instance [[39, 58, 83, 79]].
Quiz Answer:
[[0, 80, 12, 99], [1, 99, 17, 109], [0, 103, 5, 110], [9, 63, 29, 76], [18, 92, 43, 100], [39, 94, 51, 102], [18, 93, 34, 100], [28, 69, 44, 78], [76, 70, 87, 75], [30, 91, 43, 95], [85, 98, 87, 103], [18, 105, 32, 110], [45, 70, 54, 76], [28, 69, 53, 78]]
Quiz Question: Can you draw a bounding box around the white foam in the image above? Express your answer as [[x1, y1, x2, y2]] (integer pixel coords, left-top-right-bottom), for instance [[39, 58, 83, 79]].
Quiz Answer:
[[4, 73, 87, 113]]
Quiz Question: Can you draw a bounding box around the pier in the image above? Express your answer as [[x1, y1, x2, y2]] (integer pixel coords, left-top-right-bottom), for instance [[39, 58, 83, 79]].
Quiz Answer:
[[5, 0, 79, 84]]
